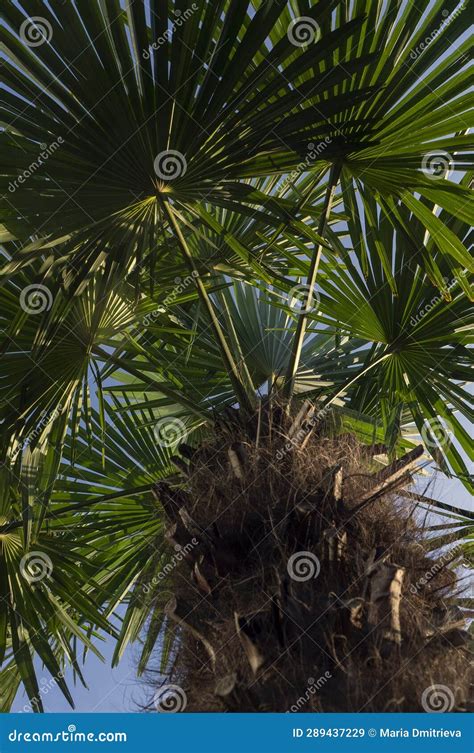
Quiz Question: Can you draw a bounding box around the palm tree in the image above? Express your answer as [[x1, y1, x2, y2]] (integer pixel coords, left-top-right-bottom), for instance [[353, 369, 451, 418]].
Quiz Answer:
[[0, 0, 472, 712]]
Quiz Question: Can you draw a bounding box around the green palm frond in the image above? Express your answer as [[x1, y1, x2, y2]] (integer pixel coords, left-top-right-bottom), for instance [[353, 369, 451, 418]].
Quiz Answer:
[[50, 403, 179, 670], [0, 454, 115, 712]]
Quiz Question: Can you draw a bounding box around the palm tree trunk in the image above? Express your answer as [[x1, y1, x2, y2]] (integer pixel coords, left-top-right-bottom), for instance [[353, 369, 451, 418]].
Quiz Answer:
[[152, 405, 470, 712]]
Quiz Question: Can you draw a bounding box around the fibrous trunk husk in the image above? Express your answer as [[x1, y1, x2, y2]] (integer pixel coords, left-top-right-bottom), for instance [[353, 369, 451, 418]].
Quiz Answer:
[[149, 403, 471, 712]]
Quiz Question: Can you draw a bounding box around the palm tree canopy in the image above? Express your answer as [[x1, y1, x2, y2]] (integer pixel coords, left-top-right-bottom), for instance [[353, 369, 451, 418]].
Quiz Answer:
[[0, 0, 472, 713], [2, 0, 472, 282]]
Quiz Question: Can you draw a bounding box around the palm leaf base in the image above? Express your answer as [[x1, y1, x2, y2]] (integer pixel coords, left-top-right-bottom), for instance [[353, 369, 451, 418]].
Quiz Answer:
[[151, 404, 471, 712]]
